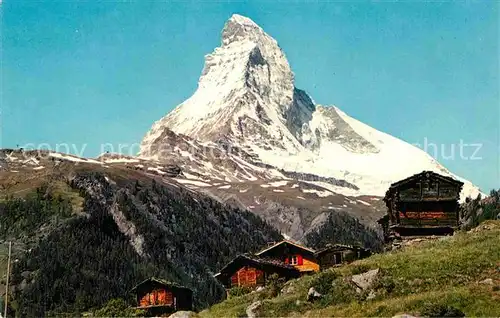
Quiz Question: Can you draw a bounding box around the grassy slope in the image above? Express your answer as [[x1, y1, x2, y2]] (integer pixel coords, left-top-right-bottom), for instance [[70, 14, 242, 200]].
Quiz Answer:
[[200, 221, 500, 317]]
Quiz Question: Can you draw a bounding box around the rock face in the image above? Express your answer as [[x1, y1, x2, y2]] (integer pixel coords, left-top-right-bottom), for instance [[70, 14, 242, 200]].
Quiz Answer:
[[459, 194, 500, 230]]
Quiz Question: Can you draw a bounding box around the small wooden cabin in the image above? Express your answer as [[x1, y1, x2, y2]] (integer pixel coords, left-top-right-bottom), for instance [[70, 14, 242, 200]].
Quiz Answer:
[[378, 171, 464, 241], [315, 244, 371, 268], [130, 278, 193, 316], [255, 240, 320, 274], [214, 254, 301, 289]]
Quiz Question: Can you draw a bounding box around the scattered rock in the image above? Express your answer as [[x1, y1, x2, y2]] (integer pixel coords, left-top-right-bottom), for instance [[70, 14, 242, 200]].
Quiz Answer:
[[21, 271, 31, 279], [392, 314, 417, 318], [246, 301, 262, 318], [410, 278, 424, 286], [17, 279, 28, 292], [307, 287, 322, 302], [351, 268, 380, 292], [468, 222, 498, 233], [391, 243, 402, 251], [295, 300, 302, 306], [281, 282, 296, 295], [366, 290, 377, 300], [439, 235, 452, 241], [411, 238, 425, 243], [256, 286, 265, 292], [168, 311, 197, 318], [479, 278, 494, 285]]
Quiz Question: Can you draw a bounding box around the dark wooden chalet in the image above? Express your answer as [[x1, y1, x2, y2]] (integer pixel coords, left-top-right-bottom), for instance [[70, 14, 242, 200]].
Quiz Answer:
[[214, 254, 301, 289], [315, 244, 371, 268], [130, 278, 193, 316], [255, 240, 320, 274], [378, 171, 464, 240]]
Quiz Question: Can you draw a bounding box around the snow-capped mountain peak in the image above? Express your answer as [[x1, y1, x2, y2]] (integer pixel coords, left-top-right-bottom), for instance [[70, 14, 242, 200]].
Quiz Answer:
[[141, 14, 301, 151], [140, 14, 483, 201], [221, 14, 265, 46]]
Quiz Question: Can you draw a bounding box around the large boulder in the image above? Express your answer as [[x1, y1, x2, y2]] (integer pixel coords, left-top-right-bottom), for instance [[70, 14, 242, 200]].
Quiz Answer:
[[351, 268, 380, 292], [168, 311, 197, 318], [246, 301, 262, 318]]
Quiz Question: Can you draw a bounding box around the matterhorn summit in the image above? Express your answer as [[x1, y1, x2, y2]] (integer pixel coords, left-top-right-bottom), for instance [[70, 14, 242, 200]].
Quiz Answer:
[[141, 13, 305, 152], [140, 14, 482, 204]]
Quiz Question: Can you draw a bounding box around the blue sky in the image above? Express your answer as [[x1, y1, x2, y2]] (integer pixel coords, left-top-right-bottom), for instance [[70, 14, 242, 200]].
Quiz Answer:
[[1, 1, 498, 191]]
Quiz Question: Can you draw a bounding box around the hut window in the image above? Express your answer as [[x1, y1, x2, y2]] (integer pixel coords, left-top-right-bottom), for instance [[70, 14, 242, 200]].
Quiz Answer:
[[290, 255, 303, 265]]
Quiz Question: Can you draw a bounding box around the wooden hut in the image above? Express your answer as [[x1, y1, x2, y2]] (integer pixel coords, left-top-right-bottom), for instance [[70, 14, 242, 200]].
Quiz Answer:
[[214, 254, 301, 289], [255, 240, 320, 274], [314, 244, 371, 269], [378, 171, 464, 241], [130, 278, 193, 316]]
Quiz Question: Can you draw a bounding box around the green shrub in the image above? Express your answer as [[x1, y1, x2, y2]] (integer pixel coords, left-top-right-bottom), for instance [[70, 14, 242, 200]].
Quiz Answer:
[[351, 264, 372, 275], [259, 297, 310, 316], [309, 270, 338, 295], [308, 270, 357, 308], [228, 286, 253, 297], [329, 278, 358, 305], [93, 298, 145, 317], [312, 278, 358, 308], [420, 303, 465, 317], [373, 275, 396, 294], [267, 273, 286, 297]]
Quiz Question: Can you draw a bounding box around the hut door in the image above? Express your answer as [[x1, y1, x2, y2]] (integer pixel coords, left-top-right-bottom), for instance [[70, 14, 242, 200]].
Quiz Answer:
[[335, 253, 342, 264]]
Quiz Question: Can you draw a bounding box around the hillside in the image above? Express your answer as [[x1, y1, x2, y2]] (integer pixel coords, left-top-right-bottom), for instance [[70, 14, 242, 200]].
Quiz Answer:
[[200, 221, 500, 317], [0, 150, 284, 316]]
